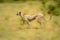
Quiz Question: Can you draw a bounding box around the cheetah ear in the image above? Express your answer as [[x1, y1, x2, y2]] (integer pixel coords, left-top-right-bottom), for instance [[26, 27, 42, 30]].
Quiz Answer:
[[19, 12, 21, 15], [16, 12, 21, 15]]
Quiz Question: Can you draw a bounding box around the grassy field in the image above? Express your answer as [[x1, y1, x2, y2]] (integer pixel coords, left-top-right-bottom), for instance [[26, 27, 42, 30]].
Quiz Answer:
[[0, 1, 60, 40]]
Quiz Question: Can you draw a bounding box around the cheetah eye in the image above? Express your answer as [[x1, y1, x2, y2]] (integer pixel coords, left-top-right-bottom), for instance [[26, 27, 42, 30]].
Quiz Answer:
[[16, 13, 18, 15]]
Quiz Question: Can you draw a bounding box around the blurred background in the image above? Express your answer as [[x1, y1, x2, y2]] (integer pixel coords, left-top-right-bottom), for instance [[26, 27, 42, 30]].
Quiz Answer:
[[0, 0, 60, 40]]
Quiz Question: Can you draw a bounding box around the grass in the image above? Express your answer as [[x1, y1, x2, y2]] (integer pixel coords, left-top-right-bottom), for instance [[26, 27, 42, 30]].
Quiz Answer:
[[0, 1, 60, 40]]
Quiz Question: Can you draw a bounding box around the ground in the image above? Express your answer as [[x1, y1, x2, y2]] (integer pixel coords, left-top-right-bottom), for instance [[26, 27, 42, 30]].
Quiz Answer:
[[0, 1, 60, 40]]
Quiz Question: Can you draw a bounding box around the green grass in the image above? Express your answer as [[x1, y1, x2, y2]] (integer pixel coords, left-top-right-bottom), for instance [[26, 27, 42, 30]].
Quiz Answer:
[[0, 1, 60, 40]]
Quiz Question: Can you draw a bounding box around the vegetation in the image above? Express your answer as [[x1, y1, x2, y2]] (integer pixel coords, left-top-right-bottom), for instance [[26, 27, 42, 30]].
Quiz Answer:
[[0, 0, 60, 40]]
